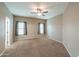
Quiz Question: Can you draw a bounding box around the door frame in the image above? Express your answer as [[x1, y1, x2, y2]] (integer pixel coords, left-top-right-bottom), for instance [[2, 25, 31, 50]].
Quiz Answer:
[[5, 16, 10, 48]]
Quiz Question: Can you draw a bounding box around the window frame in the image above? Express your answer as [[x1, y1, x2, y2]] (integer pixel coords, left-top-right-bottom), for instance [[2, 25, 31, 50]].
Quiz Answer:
[[15, 21, 27, 36], [38, 23, 46, 34]]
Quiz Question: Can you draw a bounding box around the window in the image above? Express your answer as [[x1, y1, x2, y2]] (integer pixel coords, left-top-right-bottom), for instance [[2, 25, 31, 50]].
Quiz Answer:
[[16, 21, 27, 36], [38, 23, 46, 34]]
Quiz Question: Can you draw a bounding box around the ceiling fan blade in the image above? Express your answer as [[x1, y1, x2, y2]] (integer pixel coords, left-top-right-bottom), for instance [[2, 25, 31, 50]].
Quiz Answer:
[[30, 12, 37, 14], [42, 14, 45, 16], [43, 11, 48, 13]]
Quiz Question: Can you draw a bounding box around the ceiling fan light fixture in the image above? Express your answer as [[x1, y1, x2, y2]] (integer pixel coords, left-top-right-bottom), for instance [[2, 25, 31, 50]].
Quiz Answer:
[[31, 8, 48, 16], [37, 13, 42, 16]]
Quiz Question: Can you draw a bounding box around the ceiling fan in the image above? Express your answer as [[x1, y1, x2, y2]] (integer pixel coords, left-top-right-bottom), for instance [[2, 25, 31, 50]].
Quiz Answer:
[[30, 8, 48, 16]]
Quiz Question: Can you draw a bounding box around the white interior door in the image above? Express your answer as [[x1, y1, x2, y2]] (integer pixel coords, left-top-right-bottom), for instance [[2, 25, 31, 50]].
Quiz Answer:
[[5, 17, 10, 48]]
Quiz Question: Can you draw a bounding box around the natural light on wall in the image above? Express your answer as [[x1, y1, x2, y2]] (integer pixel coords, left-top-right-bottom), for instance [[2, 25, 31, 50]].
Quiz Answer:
[[5, 16, 10, 48], [40, 23, 44, 34]]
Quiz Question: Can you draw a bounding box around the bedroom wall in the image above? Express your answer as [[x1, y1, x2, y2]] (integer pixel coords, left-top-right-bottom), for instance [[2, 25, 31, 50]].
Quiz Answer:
[[13, 16, 47, 41], [0, 3, 13, 54], [47, 14, 63, 43], [63, 2, 79, 57], [0, 2, 79, 57]]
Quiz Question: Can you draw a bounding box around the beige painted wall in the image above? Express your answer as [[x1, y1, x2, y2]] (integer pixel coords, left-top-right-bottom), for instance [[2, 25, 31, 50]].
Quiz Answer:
[[63, 2, 79, 57], [47, 3, 79, 56], [13, 16, 47, 41], [47, 14, 62, 43], [0, 3, 13, 54]]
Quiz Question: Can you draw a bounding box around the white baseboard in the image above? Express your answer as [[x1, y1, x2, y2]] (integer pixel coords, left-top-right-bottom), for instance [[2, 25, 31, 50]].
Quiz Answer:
[[49, 39, 62, 44], [50, 39, 72, 57], [54, 40, 62, 44], [63, 42, 72, 57], [0, 49, 6, 56]]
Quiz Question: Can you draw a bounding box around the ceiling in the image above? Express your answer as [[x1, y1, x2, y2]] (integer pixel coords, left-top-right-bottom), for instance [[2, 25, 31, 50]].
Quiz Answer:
[[4, 2, 68, 19]]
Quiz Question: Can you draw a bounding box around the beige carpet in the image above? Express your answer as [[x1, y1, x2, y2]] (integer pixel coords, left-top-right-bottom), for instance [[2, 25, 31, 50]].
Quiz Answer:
[[1, 39, 70, 57]]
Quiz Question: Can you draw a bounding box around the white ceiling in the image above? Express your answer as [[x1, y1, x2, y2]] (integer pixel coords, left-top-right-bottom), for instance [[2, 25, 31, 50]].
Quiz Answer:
[[4, 2, 68, 19]]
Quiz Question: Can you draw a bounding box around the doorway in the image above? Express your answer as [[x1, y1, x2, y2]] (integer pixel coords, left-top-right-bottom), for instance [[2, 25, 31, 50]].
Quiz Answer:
[[5, 16, 10, 48]]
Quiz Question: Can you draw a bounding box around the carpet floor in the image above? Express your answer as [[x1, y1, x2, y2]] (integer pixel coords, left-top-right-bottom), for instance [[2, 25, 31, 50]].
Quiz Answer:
[[1, 39, 70, 57]]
